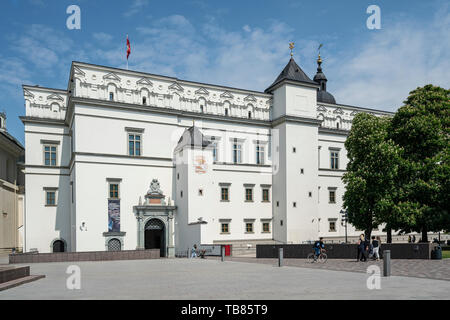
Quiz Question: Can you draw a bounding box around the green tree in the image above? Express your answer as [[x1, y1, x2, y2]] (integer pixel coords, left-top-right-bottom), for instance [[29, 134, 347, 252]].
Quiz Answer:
[[389, 85, 450, 242], [342, 113, 403, 240]]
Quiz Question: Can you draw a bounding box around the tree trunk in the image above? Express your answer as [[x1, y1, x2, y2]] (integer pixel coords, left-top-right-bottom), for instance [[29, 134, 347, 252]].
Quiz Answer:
[[365, 228, 372, 242], [421, 226, 428, 242], [386, 227, 392, 243]]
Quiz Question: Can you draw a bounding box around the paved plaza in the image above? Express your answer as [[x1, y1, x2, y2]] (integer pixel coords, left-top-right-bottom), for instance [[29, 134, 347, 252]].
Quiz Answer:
[[0, 257, 449, 300]]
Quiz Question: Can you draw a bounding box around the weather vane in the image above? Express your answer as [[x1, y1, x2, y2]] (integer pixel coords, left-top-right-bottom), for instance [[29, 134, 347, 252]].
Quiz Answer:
[[289, 42, 295, 57], [318, 43, 323, 62]]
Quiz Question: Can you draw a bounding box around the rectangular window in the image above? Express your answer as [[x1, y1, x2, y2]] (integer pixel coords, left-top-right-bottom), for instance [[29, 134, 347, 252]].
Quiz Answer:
[[212, 142, 218, 162], [329, 221, 336, 232], [329, 190, 336, 203], [262, 222, 270, 233], [46, 191, 56, 206], [262, 189, 270, 202], [44, 145, 57, 166], [221, 187, 229, 201], [128, 134, 141, 156], [256, 145, 265, 165], [109, 183, 119, 199], [245, 222, 254, 233], [232, 142, 242, 164], [330, 151, 339, 169], [221, 223, 229, 234], [245, 188, 253, 202]]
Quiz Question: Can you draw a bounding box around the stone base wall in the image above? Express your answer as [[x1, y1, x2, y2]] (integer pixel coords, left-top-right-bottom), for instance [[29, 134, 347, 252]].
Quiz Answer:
[[9, 249, 160, 264], [256, 243, 437, 259]]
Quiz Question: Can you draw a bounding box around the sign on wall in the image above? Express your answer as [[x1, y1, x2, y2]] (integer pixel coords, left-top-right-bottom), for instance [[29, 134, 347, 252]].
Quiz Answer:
[[194, 156, 208, 174], [108, 199, 120, 232]]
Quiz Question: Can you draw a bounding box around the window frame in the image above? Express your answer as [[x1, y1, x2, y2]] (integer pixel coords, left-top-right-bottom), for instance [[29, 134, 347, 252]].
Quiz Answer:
[[329, 189, 336, 204], [330, 150, 339, 170], [221, 222, 230, 234], [256, 144, 265, 165], [245, 222, 254, 233], [128, 132, 142, 157], [43, 144, 58, 167], [262, 221, 271, 233], [44, 187, 58, 207], [232, 142, 242, 164], [221, 187, 229, 201]]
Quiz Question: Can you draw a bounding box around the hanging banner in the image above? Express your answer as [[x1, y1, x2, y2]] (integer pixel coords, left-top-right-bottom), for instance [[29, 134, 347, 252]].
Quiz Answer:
[[108, 199, 120, 232]]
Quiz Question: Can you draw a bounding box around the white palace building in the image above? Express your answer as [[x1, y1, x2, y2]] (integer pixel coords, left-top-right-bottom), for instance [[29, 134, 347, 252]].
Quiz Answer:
[[20, 53, 392, 256]]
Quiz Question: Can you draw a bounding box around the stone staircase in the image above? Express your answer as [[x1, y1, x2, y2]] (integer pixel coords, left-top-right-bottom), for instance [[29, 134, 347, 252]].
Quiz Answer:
[[213, 239, 281, 258]]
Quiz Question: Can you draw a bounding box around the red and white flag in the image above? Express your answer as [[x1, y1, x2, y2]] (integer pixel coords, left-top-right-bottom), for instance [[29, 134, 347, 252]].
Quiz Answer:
[[126, 35, 131, 60]]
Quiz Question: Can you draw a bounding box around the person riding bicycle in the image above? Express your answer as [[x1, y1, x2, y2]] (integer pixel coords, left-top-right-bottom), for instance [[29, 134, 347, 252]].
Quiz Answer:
[[313, 237, 325, 261]]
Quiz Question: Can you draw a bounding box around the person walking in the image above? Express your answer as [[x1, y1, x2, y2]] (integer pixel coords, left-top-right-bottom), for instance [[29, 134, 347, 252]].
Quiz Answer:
[[372, 236, 380, 261], [357, 234, 366, 262], [191, 244, 198, 258]]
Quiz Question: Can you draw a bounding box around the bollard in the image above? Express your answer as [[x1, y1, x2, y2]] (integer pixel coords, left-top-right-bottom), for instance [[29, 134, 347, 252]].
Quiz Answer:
[[221, 246, 225, 262], [383, 250, 391, 277], [278, 247, 283, 267]]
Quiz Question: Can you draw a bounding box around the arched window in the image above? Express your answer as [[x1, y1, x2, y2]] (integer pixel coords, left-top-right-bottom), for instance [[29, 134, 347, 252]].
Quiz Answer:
[[143, 96, 147, 105], [108, 238, 121, 251], [109, 92, 114, 101], [52, 240, 65, 252], [248, 111, 252, 119], [198, 97, 206, 113]]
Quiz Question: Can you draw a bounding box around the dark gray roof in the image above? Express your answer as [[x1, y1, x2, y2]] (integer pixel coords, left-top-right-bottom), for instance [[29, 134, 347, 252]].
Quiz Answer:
[[317, 90, 336, 104], [0, 129, 24, 151], [176, 126, 211, 150], [265, 58, 317, 93]]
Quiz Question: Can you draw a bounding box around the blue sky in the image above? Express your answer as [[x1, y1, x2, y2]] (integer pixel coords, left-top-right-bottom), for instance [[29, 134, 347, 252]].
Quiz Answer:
[[1, 0, 449, 144]]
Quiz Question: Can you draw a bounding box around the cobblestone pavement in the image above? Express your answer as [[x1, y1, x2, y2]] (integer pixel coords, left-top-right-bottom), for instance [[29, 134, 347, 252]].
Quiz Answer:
[[214, 257, 450, 281]]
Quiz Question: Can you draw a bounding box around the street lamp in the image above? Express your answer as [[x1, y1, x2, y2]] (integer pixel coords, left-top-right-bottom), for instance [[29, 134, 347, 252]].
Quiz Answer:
[[340, 209, 348, 244]]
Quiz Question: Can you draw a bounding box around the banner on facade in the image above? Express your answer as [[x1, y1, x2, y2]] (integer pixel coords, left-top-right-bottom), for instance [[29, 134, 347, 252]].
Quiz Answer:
[[108, 199, 120, 232]]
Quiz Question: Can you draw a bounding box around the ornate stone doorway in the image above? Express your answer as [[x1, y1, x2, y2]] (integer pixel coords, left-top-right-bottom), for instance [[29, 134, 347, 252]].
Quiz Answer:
[[134, 179, 176, 257], [144, 218, 166, 257]]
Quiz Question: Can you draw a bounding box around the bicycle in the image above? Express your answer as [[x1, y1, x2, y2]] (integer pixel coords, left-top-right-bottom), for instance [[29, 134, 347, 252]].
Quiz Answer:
[[307, 251, 328, 263]]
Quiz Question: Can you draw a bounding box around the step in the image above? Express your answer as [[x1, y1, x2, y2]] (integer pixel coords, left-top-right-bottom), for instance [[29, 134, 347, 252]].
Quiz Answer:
[[0, 275, 45, 292], [0, 266, 30, 284]]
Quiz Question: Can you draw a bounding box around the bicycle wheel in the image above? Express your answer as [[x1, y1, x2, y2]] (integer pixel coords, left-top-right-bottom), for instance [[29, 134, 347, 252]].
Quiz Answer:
[[318, 253, 327, 263], [307, 252, 316, 263]]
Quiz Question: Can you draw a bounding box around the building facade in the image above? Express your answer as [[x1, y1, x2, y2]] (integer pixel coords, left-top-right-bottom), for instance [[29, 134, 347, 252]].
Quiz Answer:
[[21, 55, 393, 255], [0, 112, 25, 253]]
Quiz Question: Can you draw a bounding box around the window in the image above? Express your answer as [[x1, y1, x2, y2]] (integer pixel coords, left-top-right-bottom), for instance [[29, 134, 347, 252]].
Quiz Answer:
[[336, 122, 340, 129], [309, 192, 312, 198], [301, 169, 304, 174], [329, 221, 336, 232], [245, 222, 254, 233], [330, 151, 339, 169], [200, 105, 204, 113], [293, 147, 296, 153], [245, 188, 253, 202], [232, 142, 242, 164], [262, 189, 270, 202], [142, 97, 147, 105], [225, 108, 229, 116], [109, 183, 119, 199], [221, 187, 229, 201], [128, 133, 141, 156], [221, 223, 229, 234], [180, 191, 183, 198], [262, 222, 270, 233], [212, 142, 218, 162], [329, 190, 336, 203], [256, 144, 265, 165], [198, 189, 203, 196], [293, 202, 297, 208], [248, 111, 252, 119], [280, 220, 283, 226], [109, 92, 114, 101], [46, 191, 56, 206], [44, 145, 57, 166], [276, 201, 279, 207]]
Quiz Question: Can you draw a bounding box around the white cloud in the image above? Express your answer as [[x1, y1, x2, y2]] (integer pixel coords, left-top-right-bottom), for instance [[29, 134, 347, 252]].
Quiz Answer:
[[124, 0, 150, 17], [328, 3, 450, 111]]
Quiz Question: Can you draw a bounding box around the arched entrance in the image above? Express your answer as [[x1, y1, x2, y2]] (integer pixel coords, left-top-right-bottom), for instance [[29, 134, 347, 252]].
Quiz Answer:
[[52, 240, 65, 252], [144, 218, 166, 257]]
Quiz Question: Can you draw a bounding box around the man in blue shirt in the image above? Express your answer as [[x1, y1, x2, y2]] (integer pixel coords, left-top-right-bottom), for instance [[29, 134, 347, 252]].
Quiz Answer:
[[313, 237, 325, 261]]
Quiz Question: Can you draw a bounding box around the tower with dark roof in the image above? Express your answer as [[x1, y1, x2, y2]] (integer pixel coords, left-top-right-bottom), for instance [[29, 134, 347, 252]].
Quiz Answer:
[[265, 50, 321, 243], [313, 54, 336, 104]]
